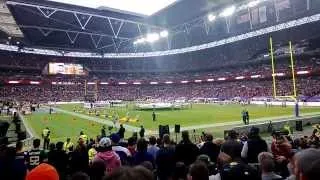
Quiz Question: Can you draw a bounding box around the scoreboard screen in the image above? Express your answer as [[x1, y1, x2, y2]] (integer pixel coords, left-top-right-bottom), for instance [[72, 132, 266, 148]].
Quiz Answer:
[[48, 63, 85, 75]]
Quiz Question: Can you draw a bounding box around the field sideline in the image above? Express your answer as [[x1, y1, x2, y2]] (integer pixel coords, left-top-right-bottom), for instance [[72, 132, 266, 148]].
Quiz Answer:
[[23, 103, 320, 142]]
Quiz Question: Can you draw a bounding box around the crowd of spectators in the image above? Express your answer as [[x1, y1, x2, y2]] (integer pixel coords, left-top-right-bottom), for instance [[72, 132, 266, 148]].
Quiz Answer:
[[1, 126, 320, 180], [0, 77, 319, 102]]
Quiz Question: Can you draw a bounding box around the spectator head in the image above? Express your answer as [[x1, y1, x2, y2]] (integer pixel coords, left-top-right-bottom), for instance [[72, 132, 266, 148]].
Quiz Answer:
[[80, 131, 84, 135], [181, 131, 190, 143], [128, 137, 136, 147], [66, 138, 71, 143], [172, 162, 187, 180], [227, 130, 238, 140], [137, 138, 148, 152], [26, 163, 59, 180], [258, 152, 275, 173], [217, 152, 232, 170], [49, 143, 55, 151], [104, 166, 153, 180], [98, 137, 112, 151], [306, 159, 320, 180], [33, 139, 41, 149], [205, 134, 213, 142], [71, 172, 90, 180], [188, 161, 209, 180], [140, 161, 154, 171], [294, 148, 320, 180], [249, 127, 260, 138], [163, 134, 170, 145], [197, 154, 214, 168], [16, 141, 23, 152], [56, 141, 64, 151], [149, 136, 157, 146], [110, 133, 121, 145], [120, 124, 123, 128], [89, 160, 105, 180]]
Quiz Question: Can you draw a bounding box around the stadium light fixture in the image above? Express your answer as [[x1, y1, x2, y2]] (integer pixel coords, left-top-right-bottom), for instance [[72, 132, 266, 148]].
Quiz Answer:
[[194, 80, 202, 83], [208, 14, 216, 22], [146, 33, 160, 43], [247, 0, 260, 8], [165, 81, 173, 84], [218, 77, 226, 81], [133, 82, 141, 85], [118, 82, 127, 85], [87, 82, 96, 85], [235, 76, 245, 80], [181, 80, 189, 84], [150, 82, 158, 85], [51, 82, 57, 85], [160, 30, 169, 38], [297, 70, 310, 75], [207, 79, 214, 82], [273, 73, 285, 77], [100, 82, 109, 85], [8, 80, 20, 84], [250, 75, 261, 78], [219, 6, 236, 17], [30, 81, 40, 85]]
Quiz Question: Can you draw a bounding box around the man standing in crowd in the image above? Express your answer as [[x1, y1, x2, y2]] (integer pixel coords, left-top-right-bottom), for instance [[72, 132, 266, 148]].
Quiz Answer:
[[63, 138, 74, 153], [110, 133, 131, 165], [42, 127, 50, 150], [147, 136, 159, 160], [156, 134, 175, 180], [139, 125, 145, 138], [152, 111, 156, 122], [241, 127, 268, 163], [79, 131, 88, 144], [25, 139, 46, 170], [200, 133, 220, 163], [175, 131, 200, 166], [118, 124, 125, 139], [221, 130, 243, 161]]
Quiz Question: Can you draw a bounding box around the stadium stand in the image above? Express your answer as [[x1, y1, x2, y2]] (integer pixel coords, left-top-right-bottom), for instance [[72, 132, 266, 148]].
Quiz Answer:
[[1, 0, 320, 180]]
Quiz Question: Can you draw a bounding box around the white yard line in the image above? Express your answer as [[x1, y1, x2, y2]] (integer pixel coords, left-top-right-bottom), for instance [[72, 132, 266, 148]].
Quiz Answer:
[[52, 107, 141, 132]]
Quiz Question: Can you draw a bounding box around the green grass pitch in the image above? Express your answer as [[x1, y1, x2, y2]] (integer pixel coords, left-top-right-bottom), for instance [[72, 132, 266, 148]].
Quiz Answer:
[[24, 103, 320, 143]]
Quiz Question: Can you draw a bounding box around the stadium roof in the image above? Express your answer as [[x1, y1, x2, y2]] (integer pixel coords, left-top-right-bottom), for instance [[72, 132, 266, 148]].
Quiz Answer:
[[0, 0, 22, 37], [3, 0, 320, 56], [49, 0, 179, 16]]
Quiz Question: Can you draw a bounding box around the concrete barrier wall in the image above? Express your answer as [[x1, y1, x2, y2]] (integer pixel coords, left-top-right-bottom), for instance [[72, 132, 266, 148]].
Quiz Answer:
[[231, 116, 320, 134]]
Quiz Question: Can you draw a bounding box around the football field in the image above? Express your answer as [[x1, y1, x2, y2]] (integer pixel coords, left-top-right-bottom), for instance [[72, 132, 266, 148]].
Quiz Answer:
[[23, 103, 320, 143]]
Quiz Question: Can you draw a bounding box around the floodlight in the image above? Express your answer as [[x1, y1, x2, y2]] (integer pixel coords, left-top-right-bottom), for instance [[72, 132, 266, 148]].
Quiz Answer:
[[118, 82, 127, 85], [181, 81, 189, 83], [250, 75, 261, 78], [8, 80, 19, 84], [297, 71, 310, 75], [100, 82, 109, 85], [235, 76, 245, 80], [247, 0, 260, 8], [195, 80, 202, 83], [30, 81, 40, 84], [133, 82, 141, 85], [207, 79, 214, 82], [219, 6, 236, 17], [218, 78, 226, 81], [160, 30, 169, 38], [165, 81, 173, 84], [208, 14, 216, 22], [146, 33, 160, 42]]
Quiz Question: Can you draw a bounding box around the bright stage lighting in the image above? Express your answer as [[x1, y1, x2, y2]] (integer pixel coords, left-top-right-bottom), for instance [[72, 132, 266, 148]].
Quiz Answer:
[[208, 14, 216, 22], [248, 0, 260, 8], [160, 30, 169, 38], [219, 6, 236, 17], [146, 33, 160, 42]]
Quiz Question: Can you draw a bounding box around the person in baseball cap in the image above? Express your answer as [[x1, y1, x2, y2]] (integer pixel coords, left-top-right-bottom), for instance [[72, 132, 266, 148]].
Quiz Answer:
[[94, 137, 121, 173], [26, 163, 59, 180]]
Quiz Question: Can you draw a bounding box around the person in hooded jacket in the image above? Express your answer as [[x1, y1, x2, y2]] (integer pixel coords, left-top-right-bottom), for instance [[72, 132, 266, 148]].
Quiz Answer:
[[93, 137, 121, 174]]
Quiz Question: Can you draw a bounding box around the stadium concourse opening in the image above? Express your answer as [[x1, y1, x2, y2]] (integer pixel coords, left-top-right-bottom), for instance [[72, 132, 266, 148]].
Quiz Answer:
[[1, 0, 320, 180]]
